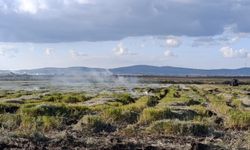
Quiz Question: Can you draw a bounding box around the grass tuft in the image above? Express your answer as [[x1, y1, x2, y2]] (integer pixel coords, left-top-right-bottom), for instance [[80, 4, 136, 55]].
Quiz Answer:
[[76, 115, 115, 133], [147, 119, 209, 136], [139, 107, 173, 124]]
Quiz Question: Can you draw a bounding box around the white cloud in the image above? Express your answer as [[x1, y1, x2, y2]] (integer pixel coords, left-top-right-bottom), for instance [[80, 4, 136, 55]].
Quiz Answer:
[[0, 44, 18, 57], [63, 0, 94, 5], [74, 0, 93, 4], [193, 25, 250, 47], [17, 0, 48, 14], [164, 49, 175, 57], [113, 43, 128, 55], [70, 50, 87, 58], [0, 1, 8, 12], [166, 37, 181, 48], [140, 43, 145, 48], [44, 48, 54, 56], [113, 43, 136, 56], [220, 46, 250, 58], [162, 37, 179, 58], [172, 0, 194, 3]]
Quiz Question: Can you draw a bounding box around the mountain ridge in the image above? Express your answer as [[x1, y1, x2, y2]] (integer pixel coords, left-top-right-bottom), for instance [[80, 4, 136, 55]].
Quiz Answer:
[[1, 65, 250, 76]]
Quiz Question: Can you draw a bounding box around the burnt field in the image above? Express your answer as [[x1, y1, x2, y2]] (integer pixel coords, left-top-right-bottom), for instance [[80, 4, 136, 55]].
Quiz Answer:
[[1, 74, 250, 84], [0, 75, 249, 149], [121, 75, 250, 85]]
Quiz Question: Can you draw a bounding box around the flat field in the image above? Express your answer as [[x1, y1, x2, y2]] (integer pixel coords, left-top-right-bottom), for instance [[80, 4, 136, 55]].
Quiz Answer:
[[0, 77, 249, 149]]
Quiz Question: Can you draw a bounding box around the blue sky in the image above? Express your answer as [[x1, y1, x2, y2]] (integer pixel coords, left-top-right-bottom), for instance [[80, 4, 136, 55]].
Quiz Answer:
[[0, 0, 250, 70]]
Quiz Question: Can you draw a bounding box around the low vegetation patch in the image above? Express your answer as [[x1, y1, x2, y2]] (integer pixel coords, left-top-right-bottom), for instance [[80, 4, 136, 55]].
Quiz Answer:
[[101, 107, 138, 124], [20, 103, 89, 119], [0, 114, 21, 130], [146, 96, 159, 107], [0, 103, 20, 113], [122, 96, 149, 113], [147, 120, 209, 136], [75, 115, 116, 133], [113, 93, 135, 105], [41, 92, 88, 103], [139, 107, 173, 124], [20, 115, 63, 131], [227, 110, 250, 129]]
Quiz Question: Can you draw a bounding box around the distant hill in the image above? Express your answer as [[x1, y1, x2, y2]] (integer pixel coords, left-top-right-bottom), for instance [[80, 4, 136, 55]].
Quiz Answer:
[[110, 65, 250, 76], [1, 65, 250, 76], [0, 70, 12, 76], [15, 67, 108, 76]]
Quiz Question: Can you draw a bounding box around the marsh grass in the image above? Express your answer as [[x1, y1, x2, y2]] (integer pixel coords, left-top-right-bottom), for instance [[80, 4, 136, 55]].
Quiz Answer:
[[0, 90, 34, 99], [41, 92, 88, 103], [147, 119, 209, 136], [121, 124, 139, 136], [20, 115, 63, 131], [101, 107, 138, 124], [199, 88, 250, 129], [146, 96, 159, 107], [227, 110, 250, 129], [207, 94, 231, 115], [190, 105, 216, 117], [231, 99, 242, 108], [0, 86, 248, 141], [20, 103, 90, 122], [0, 103, 20, 113], [0, 114, 21, 130], [155, 88, 169, 99], [76, 115, 115, 133], [122, 96, 149, 113], [113, 93, 135, 105], [158, 87, 190, 106], [41, 93, 62, 102], [139, 107, 173, 124]]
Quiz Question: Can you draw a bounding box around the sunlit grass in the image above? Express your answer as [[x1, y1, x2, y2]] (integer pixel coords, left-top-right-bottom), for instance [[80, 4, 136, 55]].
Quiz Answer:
[[147, 119, 209, 136]]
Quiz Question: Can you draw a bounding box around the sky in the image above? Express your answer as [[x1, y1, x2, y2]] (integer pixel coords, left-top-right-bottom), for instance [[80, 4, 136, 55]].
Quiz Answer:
[[0, 0, 250, 70]]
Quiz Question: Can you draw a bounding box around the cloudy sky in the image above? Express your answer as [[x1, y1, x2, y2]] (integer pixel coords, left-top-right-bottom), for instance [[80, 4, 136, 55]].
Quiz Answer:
[[0, 0, 250, 70]]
